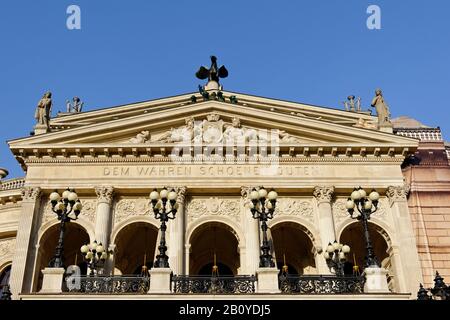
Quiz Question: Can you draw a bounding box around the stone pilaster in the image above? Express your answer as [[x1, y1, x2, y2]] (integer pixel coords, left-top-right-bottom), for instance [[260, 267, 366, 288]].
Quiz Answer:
[[9, 187, 42, 299], [387, 185, 423, 294], [313, 186, 335, 274], [94, 186, 114, 247], [241, 187, 261, 275], [167, 186, 187, 275]]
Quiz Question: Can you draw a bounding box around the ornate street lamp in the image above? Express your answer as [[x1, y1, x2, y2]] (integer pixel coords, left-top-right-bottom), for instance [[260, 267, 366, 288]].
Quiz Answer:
[[324, 240, 351, 277], [150, 187, 178, 268], [80, 240, 110, 276], [48, 188, 82, 268], [249, 187, 278, 268], [345, 187, 380, 268]]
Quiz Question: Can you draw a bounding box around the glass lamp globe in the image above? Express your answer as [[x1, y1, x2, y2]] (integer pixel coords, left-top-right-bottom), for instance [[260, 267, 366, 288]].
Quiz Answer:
[[168, 190, 177, 201], [250, 189, 259, 200], [50, 192, 60, 201], [358, 188, 367, 199], [364, 199, 373, 210], [332, 241, 340, 251], [327, 243, 334, 253], [96, 244, 104, 253], [266, 201, 273, 209], [68, 191, 78, 202], [80, 245, 89, 254], [73, 201, 82, 211], [323, 251, 330, 260], [345, 199, 355, 210], [369, 190, 380, 201], [268, 190, 278, 200], [100, 252, 108, 260], [351, 190, 361, 200], [159, 188, 168, 199], [62, 189, 71, 199], [150, 190, 159, 200], [258, 188, 268, 199], [342, 245, 351, 254], [56, 202, 65, 211], [338, 252, 346, 260]]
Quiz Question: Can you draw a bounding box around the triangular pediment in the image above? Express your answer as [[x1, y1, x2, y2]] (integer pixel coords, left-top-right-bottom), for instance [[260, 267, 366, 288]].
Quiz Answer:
[[8, 92, 419, 168]]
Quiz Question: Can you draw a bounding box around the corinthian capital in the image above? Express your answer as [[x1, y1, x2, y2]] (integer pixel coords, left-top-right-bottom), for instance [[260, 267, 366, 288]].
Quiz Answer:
[[386, 185, 409, 204], [21, 187, 42, 201], [95, 186, 114, 204], [240, 186, 253, 199], [313, 186, 334, 203]]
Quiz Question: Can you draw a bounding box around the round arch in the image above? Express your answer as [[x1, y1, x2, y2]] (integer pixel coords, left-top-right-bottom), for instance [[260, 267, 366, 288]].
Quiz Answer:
[[270, 221, 317, 275], [336, 218, 395, 248], [186, 216, 245, 247], [338, 221, 392, 278], [113, 221, 159, 275], [34, 222, 90, 291], [269, 217, 321, 249], [38, 219, 95, 246], [110, 216, 160, 245], [188, 221, 241, 276]]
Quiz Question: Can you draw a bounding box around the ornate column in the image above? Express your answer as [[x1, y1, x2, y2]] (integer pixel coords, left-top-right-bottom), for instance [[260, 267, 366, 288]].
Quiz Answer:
[[241, 187, 260, 275], [167, 186, 186, 275], [9, 187, 42, 298], [94, 186, 114, 248], [313, 186, 335, 274], [387, 185, 423, 294]]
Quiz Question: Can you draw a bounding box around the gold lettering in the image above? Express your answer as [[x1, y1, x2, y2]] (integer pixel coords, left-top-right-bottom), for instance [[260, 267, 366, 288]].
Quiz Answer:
[[104, 168, 111, 176]]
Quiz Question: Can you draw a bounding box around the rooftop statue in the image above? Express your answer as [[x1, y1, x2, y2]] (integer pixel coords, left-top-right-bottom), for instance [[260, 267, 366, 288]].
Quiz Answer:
[[196, 56, 228, 83], [34, 91, 53, 127], [371, 89, 391, 126], [66, 97, 84, 113]]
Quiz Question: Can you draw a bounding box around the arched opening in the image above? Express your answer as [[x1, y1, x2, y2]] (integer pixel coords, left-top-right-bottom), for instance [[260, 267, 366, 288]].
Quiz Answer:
[[0, 265, 11, 295], [113, 222, 158, 275], [271, 222, 316, 275], [339, 222, 390, 275], [35, 223, 90, 291], [189, 222, 240, 276]]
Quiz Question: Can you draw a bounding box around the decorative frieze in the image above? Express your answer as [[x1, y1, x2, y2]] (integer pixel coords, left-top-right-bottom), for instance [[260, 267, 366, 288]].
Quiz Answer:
[[186, 198, 240, 223], [273, 198, 314, 222], [0, 238, 16, 260], [21, 187, 41, 201], [313, 186, 335, 203], [114, 198, 152, 224], [95, 186, 114, 204]]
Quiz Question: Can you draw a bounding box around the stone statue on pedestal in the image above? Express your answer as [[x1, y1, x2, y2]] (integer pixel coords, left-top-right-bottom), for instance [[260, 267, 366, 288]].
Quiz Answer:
[[34, 92, 53, 127], [66, 97, 84, 113], [371, 89, 391, 126]]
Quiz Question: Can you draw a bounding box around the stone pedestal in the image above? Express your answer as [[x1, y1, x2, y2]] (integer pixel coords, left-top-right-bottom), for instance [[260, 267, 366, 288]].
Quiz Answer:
[[148, 268, 172, 294], [378, 123, 393, 133], [363, 267, 390, 293], [256, 267, 281, 294], [40, 268, 65, 294], [33, 124, 49, 135]]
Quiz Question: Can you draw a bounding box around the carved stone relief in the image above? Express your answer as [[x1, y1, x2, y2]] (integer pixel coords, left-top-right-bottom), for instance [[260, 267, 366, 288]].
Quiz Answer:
[[0, 238, 16, 260], [273, 198, 314, 223], [186, 197, 240, 223], [114, 198, 152, 224]]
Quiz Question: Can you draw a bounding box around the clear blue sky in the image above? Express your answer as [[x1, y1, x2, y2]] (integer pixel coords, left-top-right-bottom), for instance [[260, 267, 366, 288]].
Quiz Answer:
[[1, 1, 449, 178]]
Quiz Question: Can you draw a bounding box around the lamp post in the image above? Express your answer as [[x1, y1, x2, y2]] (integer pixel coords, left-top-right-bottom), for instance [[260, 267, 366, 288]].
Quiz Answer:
[[249, 187, 278, 268], [150, 187, 178, 268], [80, 240, 110, 276], [324, 241, 351, 277], [345, 187, 380, 268], [48, 188, 82, 268]]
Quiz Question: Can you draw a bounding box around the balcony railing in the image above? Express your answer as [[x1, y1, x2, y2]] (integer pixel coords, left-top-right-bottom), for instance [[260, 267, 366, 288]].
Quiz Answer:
[[64, 275, 150, 294], [172, 275, 256, 294], [0, 178, 25, 191], [279, 274, 365, 294]]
